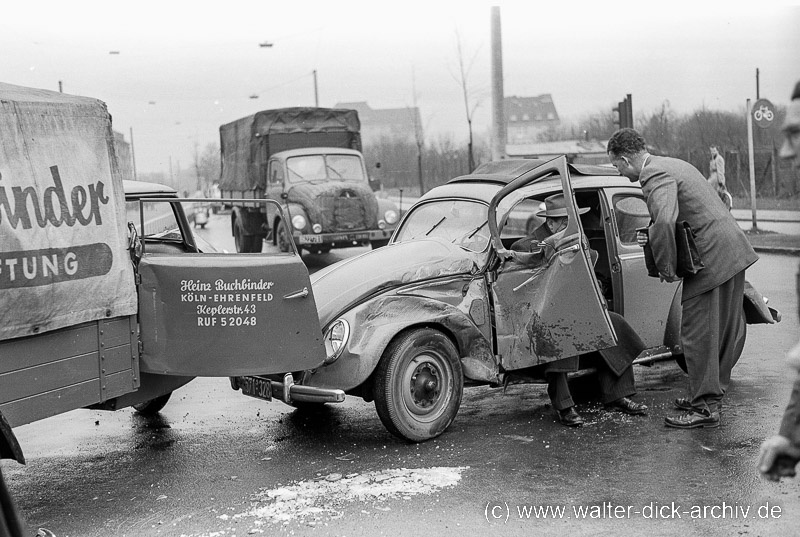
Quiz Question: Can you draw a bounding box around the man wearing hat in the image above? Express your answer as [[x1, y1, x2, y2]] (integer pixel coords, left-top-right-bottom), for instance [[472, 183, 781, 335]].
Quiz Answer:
[[511, 193, 649, 427]]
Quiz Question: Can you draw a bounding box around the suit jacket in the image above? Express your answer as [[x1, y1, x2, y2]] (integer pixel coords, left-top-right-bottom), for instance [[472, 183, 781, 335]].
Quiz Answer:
[[639, 155, 758, 301]]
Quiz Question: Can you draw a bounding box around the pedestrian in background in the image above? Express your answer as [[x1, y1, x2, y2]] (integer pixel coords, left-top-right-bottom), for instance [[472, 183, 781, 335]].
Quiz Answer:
[[708, 145, 731, 209], [607, 128, 758, 429], [757, 80, 800, 480], [708, 146, 726, 192]]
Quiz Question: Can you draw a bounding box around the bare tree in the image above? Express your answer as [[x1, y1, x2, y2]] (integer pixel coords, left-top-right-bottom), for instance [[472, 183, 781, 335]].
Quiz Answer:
[[452, 29, 483, 173], [191, 141, 221, 194]]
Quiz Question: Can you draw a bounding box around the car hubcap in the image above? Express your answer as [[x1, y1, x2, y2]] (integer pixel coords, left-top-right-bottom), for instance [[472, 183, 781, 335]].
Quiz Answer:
[[403, 354, 448, 419], [410, 363, 439, 408]]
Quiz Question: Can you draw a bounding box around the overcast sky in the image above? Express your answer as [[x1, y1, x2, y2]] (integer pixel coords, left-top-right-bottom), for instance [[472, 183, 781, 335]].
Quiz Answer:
[[2, 0, 798, 174]]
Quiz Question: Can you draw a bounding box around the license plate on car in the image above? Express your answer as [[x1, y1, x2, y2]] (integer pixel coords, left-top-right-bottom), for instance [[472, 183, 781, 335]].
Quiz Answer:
[[299, 234, 323, 244], [238, 376, 272, 400]]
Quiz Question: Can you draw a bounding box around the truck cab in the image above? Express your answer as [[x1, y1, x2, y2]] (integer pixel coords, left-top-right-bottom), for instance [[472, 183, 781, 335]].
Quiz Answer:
[[263, 147, 398, 254]]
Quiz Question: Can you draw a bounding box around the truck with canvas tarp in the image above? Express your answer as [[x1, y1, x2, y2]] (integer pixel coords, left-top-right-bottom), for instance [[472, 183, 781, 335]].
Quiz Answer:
[[0, 83, 343, 460], [218, 107, 398, 254]]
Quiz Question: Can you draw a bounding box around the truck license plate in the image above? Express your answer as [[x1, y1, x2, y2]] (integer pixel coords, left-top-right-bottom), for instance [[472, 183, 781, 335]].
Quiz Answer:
[[299, 234, 323, 244], [238, 376, 272, 400]]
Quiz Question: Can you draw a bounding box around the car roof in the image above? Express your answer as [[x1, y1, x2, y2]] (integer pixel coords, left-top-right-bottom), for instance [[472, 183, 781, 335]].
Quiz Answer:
[[450, 158, 620, 186], [420, 159, 635, 203], [123, 179, 178, 198]]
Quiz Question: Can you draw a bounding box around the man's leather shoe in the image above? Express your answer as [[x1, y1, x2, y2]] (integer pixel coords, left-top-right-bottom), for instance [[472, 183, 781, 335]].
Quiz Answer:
[[674, 397, 693, 411], [664, 411, 720, 429], [557, 407, 584, 427], [605, 397, 648, 416]]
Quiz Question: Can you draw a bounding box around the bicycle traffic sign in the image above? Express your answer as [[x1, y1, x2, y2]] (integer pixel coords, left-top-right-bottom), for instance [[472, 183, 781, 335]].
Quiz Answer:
[[752, 99, 775, 129]]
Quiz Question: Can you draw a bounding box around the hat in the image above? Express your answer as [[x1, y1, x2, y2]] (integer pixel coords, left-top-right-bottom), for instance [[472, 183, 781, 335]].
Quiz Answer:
[[535, 193, 590, 218]]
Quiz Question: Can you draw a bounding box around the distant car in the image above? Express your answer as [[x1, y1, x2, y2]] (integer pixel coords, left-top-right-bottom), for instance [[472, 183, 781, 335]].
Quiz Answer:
[[233, 157, 776, 442]]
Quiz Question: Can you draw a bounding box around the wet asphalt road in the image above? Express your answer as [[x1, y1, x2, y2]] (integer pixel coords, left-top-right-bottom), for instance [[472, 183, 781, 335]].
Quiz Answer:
[[4, 214, 800, 537]]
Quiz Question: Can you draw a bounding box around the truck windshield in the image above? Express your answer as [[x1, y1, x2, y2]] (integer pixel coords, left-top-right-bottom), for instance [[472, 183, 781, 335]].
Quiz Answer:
[[287, 155, 365, 183]]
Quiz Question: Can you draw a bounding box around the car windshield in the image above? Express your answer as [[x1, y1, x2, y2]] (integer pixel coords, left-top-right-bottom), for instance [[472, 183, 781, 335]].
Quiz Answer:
[[393, 199, 491, 252], [287, 154, 366, 183]]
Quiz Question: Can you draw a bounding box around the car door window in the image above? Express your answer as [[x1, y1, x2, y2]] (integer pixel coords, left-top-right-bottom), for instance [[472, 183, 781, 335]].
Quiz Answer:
[[269, 161, 284, 184], [126, 200, 183, 241]]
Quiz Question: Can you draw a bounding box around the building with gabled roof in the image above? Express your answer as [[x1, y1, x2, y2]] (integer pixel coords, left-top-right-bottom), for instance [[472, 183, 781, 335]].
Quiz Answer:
[[504, 94, 560, 144]]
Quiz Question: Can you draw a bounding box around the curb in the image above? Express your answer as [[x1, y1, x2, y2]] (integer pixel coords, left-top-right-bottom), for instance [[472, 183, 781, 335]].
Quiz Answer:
[[751, 246, 800, 256]]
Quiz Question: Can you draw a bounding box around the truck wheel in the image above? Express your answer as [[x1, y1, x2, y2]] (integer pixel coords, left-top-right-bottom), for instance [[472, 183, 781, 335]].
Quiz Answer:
[[234, 224, 263, 253], [373, 328, 463, 442], [133, 393, 172, 416], [276, 221, 296, 253], [371, 239, 390, 249]]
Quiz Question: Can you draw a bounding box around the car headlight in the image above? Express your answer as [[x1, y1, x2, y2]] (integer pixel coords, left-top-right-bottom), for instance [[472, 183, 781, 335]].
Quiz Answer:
[[323, 319, 349, 364], [312, 223, 322, 233], [384, 209, 398, 225], [291, 214, 307, 231]]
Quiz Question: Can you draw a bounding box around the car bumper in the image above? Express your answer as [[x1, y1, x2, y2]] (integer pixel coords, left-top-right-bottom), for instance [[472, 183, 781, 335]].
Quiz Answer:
[[296, 229, 393, 248], [230, 374, 346, 404]]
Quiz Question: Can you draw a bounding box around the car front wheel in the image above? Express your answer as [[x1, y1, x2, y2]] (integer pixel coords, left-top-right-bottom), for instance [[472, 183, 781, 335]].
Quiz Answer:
[[373, 328, 463, 442]]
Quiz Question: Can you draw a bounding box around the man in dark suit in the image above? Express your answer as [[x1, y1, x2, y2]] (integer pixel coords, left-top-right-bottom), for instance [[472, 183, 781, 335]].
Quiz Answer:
[[607, 128, 758, 429], [758, 80, 800, 479], [511, 193, 648, 427]]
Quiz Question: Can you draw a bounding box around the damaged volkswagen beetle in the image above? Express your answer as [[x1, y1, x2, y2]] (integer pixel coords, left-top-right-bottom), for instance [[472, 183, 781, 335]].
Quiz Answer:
[[239, 156, 778, 442]]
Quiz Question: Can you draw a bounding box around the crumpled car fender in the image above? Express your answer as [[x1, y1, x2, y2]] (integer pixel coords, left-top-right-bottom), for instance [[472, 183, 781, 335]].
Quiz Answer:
[[302, 294, 498, 393]]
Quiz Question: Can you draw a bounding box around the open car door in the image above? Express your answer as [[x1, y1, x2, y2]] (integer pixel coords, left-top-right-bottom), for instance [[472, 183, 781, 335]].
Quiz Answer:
[[487, 156, 616, 371], [135, 199, 324, 377]]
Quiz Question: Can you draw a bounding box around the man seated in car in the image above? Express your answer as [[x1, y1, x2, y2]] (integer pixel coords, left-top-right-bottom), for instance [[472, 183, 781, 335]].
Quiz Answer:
[[510, 193, 648, 427]]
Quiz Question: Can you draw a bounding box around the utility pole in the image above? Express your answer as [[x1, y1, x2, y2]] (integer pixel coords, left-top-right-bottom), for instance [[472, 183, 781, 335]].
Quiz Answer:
[[490, 6, 506, 160], [756, 68, 760, 100], [129, 127, 138, 181], [746, 99, 757, 231], [313, 70, 319, 107]]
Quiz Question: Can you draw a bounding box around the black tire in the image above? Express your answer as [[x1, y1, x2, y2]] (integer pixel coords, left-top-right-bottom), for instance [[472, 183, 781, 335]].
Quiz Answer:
[[373, 328, 463, 442], [234, 224, 262, 253], [133, 393, 172, 416], [199, 223, 206, 229], [371, 239, 390, 250]]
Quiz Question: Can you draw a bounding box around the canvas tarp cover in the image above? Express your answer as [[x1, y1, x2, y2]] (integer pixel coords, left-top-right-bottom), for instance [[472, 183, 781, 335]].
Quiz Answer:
[[0, 82, 137, 341], [218, 108, 361, 192]]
